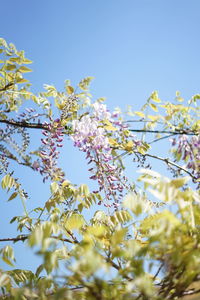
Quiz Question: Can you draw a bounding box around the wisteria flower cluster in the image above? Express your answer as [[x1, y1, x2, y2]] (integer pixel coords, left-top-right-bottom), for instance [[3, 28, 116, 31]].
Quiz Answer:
[[33, 119, 65, 182], [71, 102, 138, 207], [171, 134, 200, 181]]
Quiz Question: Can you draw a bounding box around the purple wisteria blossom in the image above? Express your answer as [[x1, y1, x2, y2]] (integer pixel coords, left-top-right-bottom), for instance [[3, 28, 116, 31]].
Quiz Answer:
[[34, 120, 65, 182], [71, 102, 136, 208], [171, 134, 200, 182]]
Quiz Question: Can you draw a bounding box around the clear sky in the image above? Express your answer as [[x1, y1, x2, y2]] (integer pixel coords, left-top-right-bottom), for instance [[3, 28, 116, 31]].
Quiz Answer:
[[1, 0, 200, 271], [2, 0, 200, 107]]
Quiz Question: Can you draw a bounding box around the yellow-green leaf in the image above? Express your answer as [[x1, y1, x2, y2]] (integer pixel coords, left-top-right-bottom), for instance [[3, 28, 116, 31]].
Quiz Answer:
[[50, 182, 59, 194], [171, 177, 190, 188], [111, 228, 127, 246], [151, 91, 161, 103], [23, 58, 33, 64], [66, 86, 74, 94], [149, 103, 158, 112], [123, 193, 147, 216], [134, 111, 145, 118], [18, 66, 32, 73], [16, 77, 29, 83], [147, 115, 160, 121], [5, 64, 16, 71], [8, 192, 18, 201], [9, 57, 21, 63], [86, 225, 107, 238], [108, 138, 119, 147], [124, 140, 134, 152], [104, 120, 117, 131], [78, 76, 94, 91], [1, 174, 15, 189], [64, 214, 85, 230]]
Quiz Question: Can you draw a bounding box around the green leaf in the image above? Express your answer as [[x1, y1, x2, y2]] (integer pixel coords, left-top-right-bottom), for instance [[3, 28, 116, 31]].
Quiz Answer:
[[78, 76, 94, 91], [134, 275, 155, 297], [123, 193, 148, 216], [137, 145, 148, 154], [9, 57, 21, 63], [35, 264, 44, 277], [64, 213, 85, 230], [124, 140, 134, 152], [110, 210, 132, 225], [8, 192, 18, 201], [104, 120, 117, 131], [0, 273, 11, 287], [151, 91, 161, 103], [111, 228, 127, 246], [66, 85, 74, 94], [86, 225, 107, 238], [79, 184, 90, 196], [143, 211, 181, 237], [18, 66, 32, 73], [171, 177, 190, 188], [149, 103, 158, 112], [134, 111, 145, 118], [1, 174, 15, 189], [23, 58, 33, 64], [16, 77, 29, 83], [10, 216, 18, 224], [50, 182, 59, 194], [0, 38, 8, 48], [0, 245, 15, 267], [7, 269, 35, 285], [5, 64, 16, 71]]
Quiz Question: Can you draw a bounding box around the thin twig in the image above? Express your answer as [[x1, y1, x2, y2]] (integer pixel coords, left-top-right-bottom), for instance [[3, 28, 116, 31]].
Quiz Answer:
[[0, 152, 34, 169], [149, 134, 175, 144], [130, 129, 198, 135], [134, 151, 197, 181], [106, 257, 132, 280], [153, 263, 164, 281], [53, 235, 78, 244]]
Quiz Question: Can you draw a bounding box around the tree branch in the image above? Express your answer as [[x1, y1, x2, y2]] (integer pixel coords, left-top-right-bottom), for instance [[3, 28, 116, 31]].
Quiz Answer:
[[134, 151, 197, 181], [130, 129, 198, 135], [0, 236, 28, 243], [182, 288, 200, 297], [0, 152, 34, 169], [0, 119, 50, 131], [149, 134, 175, 144], [0, 235, 78, 244], [105, 257, 132, 280], [52, 236, 78, 244], [0, 83, 14, 93]]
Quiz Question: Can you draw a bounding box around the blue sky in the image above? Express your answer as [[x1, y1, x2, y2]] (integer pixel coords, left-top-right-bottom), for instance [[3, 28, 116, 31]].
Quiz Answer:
[[2, 0, 200, 106], [1, 0, 200, 271]]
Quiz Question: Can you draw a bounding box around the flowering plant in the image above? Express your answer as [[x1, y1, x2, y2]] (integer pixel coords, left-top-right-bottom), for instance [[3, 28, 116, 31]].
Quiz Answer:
[[0, 38, 200, 300]]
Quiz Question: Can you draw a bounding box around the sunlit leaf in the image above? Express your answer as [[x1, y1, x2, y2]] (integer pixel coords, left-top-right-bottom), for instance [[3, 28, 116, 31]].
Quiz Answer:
[[66, 85, 74, 94], [149, 103, 158, 112], [18, 66, 32, 73], [134, 111, 145, 118], [50, 182, 59, 195], [124, 140, 134, 151]]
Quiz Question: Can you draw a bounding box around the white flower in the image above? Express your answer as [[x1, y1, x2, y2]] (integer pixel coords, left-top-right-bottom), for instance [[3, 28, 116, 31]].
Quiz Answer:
[[93, 102, 111, 120]]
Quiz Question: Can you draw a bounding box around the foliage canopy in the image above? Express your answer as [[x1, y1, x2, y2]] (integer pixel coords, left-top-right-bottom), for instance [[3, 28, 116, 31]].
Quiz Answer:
[[0, 38, 200, 299]]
